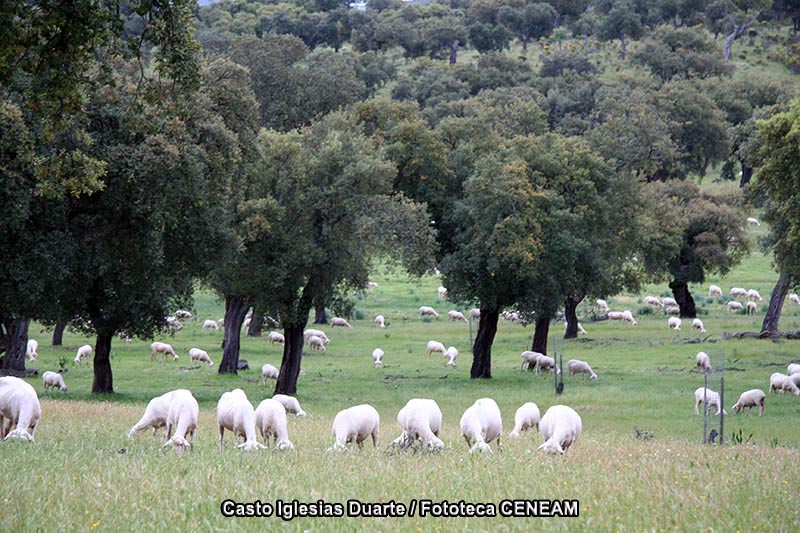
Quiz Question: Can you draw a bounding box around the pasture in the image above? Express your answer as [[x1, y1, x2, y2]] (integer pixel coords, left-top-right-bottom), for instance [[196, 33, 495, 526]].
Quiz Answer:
[[6, 225, 800, 531]]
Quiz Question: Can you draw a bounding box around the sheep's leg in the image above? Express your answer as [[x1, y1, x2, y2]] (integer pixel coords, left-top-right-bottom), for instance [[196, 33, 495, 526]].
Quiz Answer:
[[694, 400, 700, 415], [463, 434, 472, 449], [218, 426, 225, 452], [371, 430, 379, 449]]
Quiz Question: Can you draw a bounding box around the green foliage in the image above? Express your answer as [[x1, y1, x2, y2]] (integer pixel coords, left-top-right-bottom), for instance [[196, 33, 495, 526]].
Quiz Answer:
[[731, 427, 754, 444], [631, 25, 734, 82]]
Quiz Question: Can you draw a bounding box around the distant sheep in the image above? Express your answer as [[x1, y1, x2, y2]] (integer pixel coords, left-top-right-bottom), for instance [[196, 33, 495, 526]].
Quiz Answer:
[[469, 308, 480, 319], [746, 289, 763, 302], [217, 388, 266, 451], [727, 301, 743, 312], [746, 301, 757, 315], [261, 363, 279, 385], [0, 376, 41, 442], [536, 355, 561, 376], [437, 286, 448, 299], [303, 329, 330, 344], [365, 281, 379, 289], [254, 399, 294, 450], [128, 390, 181, 438], [607, 311, 624, 321], [661, 297, 678, 307], [150, 342, 178, 363], [460, 398, 502, 454], [520, 350, 542, 370], [202, 319, 219, 331], [692, 318, 706, 333], [163, 389, 198, 453], [567, 359, 597, 380], [74, 344, 92, 365], [391, 398, 444, 451], [189, 348, 213, 367], [564, 322, 588, 335], [26, 339, 38, 362], [165, 316, 182, 331], [730, 287, 747, 298], [789, 293, 800, 305], [538, 405, 582, 454], [447, 310, 468, 322], [621, 310, 637, 326], [268, 331, 285, 345], [426, 340, 446, 357], [331, 317, 352, 328], [174, 310, 193, 320], [695, 351, 712, 372], [374, 315, 385, 328], [509, 402, 541, 437], [372, 348, 384, 368], [595, 299, 609, 313], [787, 363, 800, 376], [769, 373, 800, 395], [419, 306, 440, 318], [731, 389, 765, 416], [664, 305, 681, 315], [694, 387, 726, 416], [668, 317, 682, 331], [42, 371, 67, 392], [444, 346, 458, 367], [272, 394, 307, 418], [746, 217, 760, 226], [645, 296, 662, 306], [328, 404, 380, 452], [708, 285, 722, 297], [306, 335, 326, 352]]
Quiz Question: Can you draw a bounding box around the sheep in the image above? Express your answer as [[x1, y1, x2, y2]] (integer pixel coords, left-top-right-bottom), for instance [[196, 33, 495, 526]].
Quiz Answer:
[[607, 311, 624, 321], [174, 310, 193, 320], [692, 318, 706, 333], [696, 351, 712, 372], [163, 389, 199, 453], [746, 289, 763, 302], [426, 340, 446, 357], [437, 286, 448, 299], [731, 389, 765, 416], [217, 318, 225, 327], [694, 387, 726, 416], [769, 373, 800, 396], [787, 363, 800, 376], [118, 331, 132, 343], [128, 390, 184, 439], [165, 316, 182, 331], [242, 317, 251, 332], [26, 339, 38, 362], [564, 322, 588, 335], [460, 398, 503, 454], [664, 305, 681, 315], [306, 335, 326, 352], [419, 306, 440, 318], [372, 348, 384, 368], [374, 315, 385, 328], [217, 388, 266, 451], [391, 398, 444, 451], [268, 331, 285, 345], [661, 296, 678, 307], [621, 310, 638, 326], [189, 348, 213, 367], [365, 281, 379, 289], [708, 285, 723, 297], [538, 405, 582, 454], [668, 317, 682, 331], [202, 319, 219, 331], [730, 287, 748, 298], [502, 310, 524, 323], [74, 344, 92, 365], [567, 359, 597, 380], [0, 376, 41, 442], [645, 296, 662, 306], [272, 394, 307, 418], [727, 301, 744, 312], [509, 402, 541, 437], [42, 371, 67, 392], [254, 399, 294, 450], [331, 316, 352, 328], [746, 217, 760, 226], [261, 363, 279, 385], [150, 341, 178, 363], [789, 293, 800, 305], [444, 346, 458, 367], [447, 310, 468, 322], [746, 301, 757, 315], [520, 350, 542, 370], [303, 329, 330, 344], [328, 404, 380, 452], [595, 299, 609, 313], [469, 308, 481, 320]]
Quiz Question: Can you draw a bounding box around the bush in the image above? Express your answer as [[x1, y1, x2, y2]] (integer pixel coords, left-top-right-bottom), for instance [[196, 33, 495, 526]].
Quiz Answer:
[[637, 306, 653, 315], [354, 309, 366, 320]]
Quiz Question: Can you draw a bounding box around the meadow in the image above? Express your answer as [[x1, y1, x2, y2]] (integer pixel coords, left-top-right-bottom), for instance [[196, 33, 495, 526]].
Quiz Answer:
[[5, 221, 800, 531]]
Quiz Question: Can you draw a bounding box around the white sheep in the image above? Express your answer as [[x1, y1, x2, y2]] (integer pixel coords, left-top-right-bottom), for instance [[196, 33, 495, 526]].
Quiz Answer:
[[217, 318, 225, 327], [391, 398, 444, 451], [447, 310, 468, 322], [372, 348, 384, 368], [662, 296, 678, 307], [645, 296, 662, 306], [426, 340, 446, 357], [538, 405, 582, 454], [520, 350, 542, 370], [365, 281, 379, 289], [746, 217, 760, 226], [268, 331, 285, 345], [694, 387, 726, 416], [668, 317, 682, 331], [695, 351, 712, 372], [607, 311, 624, 321], [460, 398, 503, 454], [789, 293, 800, 305], [150, 341, 178, 363], [692, 318, 706, 333], [567, 359, 597, 380], [535, 355, 560, 375], [303, 329, 330, 344], [502, 310, 524, 323], [74, 344, 92, 365], [664, 305, 681, 315], [419, 306, 440, 318], [746, 289, 763, 302], [469, 308, 481, 319], [374, 315, 385, 328], [42, 371, 68, 392], [254, 398, 294, 450], [165, 316, 182, 331], [328, 404, 380, 452], [621, 310, 638, 326], [202, 319, 219, 331], [217, 388, 266, 451], [306, 335, 326, 352], [769, 373, 800, 395], [189, 348, 213, 367], [787, 363, 800, 376], [730, 287, 748, 298], [727, 301, 744, 312], [331, 316, 352, 328], [261, 363, 279, 385], [509, 402, 541, 437], [272, 394, 307, 418], [242, 317, 251, 332], [128, 389, 182, 438], [708, 285, 722, 297], [0, 377, 41, 442], [746, 301, 757, 315], [437, 286, 448, 299], [26, 339, 38, 362], [564, 322, 588, 335], [731, 389, 765, 416], [595, 299, 609, 313], [444, 346, 458, 367], [174, 310, 193, 320], [163, 389, 198, 453]]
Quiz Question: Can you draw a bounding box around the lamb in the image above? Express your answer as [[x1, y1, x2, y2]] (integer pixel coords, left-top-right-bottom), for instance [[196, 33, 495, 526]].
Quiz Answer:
[[306, 335, 326, 352], [391, 398, 444, 451], [374, 315, 385, 328], [150, 341, 178, 363], [189, 348, 213, 367], [538, 405, 582, 454], [426, 340, 446, 357], [607, 311, 624, 321], [328, 404, 380, 452], [74, 344, 92, 365], [708, 285, 723, 297], [460, 398, 503, 454], [661, 296, 678, 307], [437, 286, 448, 299], [746, 217, 760, 226], [469, 308, 481, 319], [128, 389, 182, 438], [372, 348, 384, 368], [769, 372, 800, 395], [42, 371, 68, 392], [664, 305, 681, 315], [444, 346, 458, 367], [787, 363, 800, 376], [746, 301, 757, 315], [730, 287, 748, 298], [303, 329, 330, 344], [520, 350, 542, 370], [174, 310, 193, 320], [595, 299, 609, 313], [217, 388, 266, 451], [727, 301, 744, 312], [509, 402, 541, 437], [731, 389, 765, 416], [668, 317, 682, 331], [567, 359, 597, 380], [254, 399, 294, 450], [789, 293, 800, 305], [447, 310, 468, 322], [268, 331, 285, 345], [692, 318, 706, 333], [645, 296, 662, 306], [26, 339, 38, 361], [163, 389, 199, 453], [419, 306, 440, 318], [331, 316, 352, 328], [202, 319, 219, 331], [0, 376, 41, 442], [261, 363, 279, 385], [621, 310, 638, 326], [746, 289, 763, 302], [695, 351, 712, 372], [272, 394, 307, 418], [694, 387, 726, 416]]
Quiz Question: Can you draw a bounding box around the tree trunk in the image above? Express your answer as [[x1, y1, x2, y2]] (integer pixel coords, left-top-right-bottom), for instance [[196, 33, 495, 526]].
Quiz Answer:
[[247, 307, 264, 337], [761, 270, 791, 334], [620, 33, 627, 60], [449, 39, 459, 65], [275, 322, 307, 395], [669, 280, 697, 318], [521, 35, 529, 52], [470, 307, 498, 378], [52, 319, 66, 346], [739, 163, 753, 188], [532, 315, 550, 356], [564, 294, 584, 340], [723, 15, 758, 61], [218, 295, 250, 375], [0, 317, 29, 372], [313, 296, 328, 324], [91, 332, 114, 394]]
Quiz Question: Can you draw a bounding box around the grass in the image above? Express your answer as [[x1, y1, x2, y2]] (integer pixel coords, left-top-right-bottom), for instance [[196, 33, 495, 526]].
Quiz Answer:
[[8, 229, 800, 530]]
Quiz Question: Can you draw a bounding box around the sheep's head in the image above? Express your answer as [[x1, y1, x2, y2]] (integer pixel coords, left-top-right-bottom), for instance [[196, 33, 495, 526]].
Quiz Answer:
[[4, 429, 35, 442], [538, 440, 564, 455], [275, 440, 295, 451], [238, 440, 267, 451], [469, 441, 493, 454], [731, 403, 741, 414], [590, 373, 598, 381], [426, 436, 445, 452]]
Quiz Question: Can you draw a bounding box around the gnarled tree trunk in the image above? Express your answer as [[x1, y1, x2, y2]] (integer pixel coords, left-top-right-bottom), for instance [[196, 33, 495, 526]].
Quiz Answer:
[[670, 280, 697, 318], [91, 332, 114, 393], [0, 317, 29, 373], [563, 293, 585, 340], [313, 296, 328, 324], [739, 163, 753, 188], [218, 295, 250, 375], [247, 306, 264, 337], [723, 14, 758, 61], [275, 322, 307, 395], [52, 319, 66, 346], [470, 307, 499, 379], [449, 39, 460, 65], [761, 270, 791, 334], [532, 315, 550, 356]]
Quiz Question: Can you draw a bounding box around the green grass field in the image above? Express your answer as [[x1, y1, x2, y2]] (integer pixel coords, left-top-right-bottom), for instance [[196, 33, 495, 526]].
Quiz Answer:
[[6, 222, 800, 531]]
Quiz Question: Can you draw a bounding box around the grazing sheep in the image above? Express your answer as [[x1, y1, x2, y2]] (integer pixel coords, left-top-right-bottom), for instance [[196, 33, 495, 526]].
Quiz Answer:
[[217, 389, 266, 451], [694, 387, 726, 416], [607, 311, 624, 321], [662, 297, 678, 307], [331, 317, 352, 328], [746, 289, 763, 302], [118, 331, 132, 343], [789, 293, 800, 305], [509, 402, 541, 437], [217, 318, 225, 327], [538, 405, 582, 454], [365, 281, 379, 289], [272, 394, 307, 418], [42, 371, 67, 392], [163, 389, 199, 453], [328, 404, 380, 452], [268, 331, 285, 345], [372, 348, 384, 368], [769, 373, 800, 395], [0, 376, 41, 442], [668, 317, 682, 331], [437, 286, 448, 299], [730, 287, 748, 298], [567, 359, 597, 380], [460, 398, 503, 454], [692, 318, 706, 333], [787, 363, 800, 376], [447, 310, 468, 322], [419, 306, 440, 318], [202, 319, 219, 331], [731, 389, 765, 416], [746, 301, 757, 315], [645, 296, 662, 306], [708, 285, 722, 297], [150, 342, 178, 363], [374, 315, 385, 328], [469, 308, 481, 319], [261, 363, 279, 385], [254, 399, 294, 450], [664, 305, 681, 315], [165, 316, 182, 331], [426, 340, 446, 357], [621, 310, 638, 326], [74, 344, 92, 365], [391, 398, 444, 451], [502, 310, 524, 323], [303, 329, 330, 344], [595, 299, 609, 313], [520, 350, 543, 371], [696, 351, 712, 372], [26, 339, 38, 362], [444, 346, 458, 367], [189, 348, 213, 367], [727, 301, 744, 313], [306, 335, 326, 352], [174, 310, 193, 320], [128, 390, 182, 439], [746, 217, 760, 226]]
